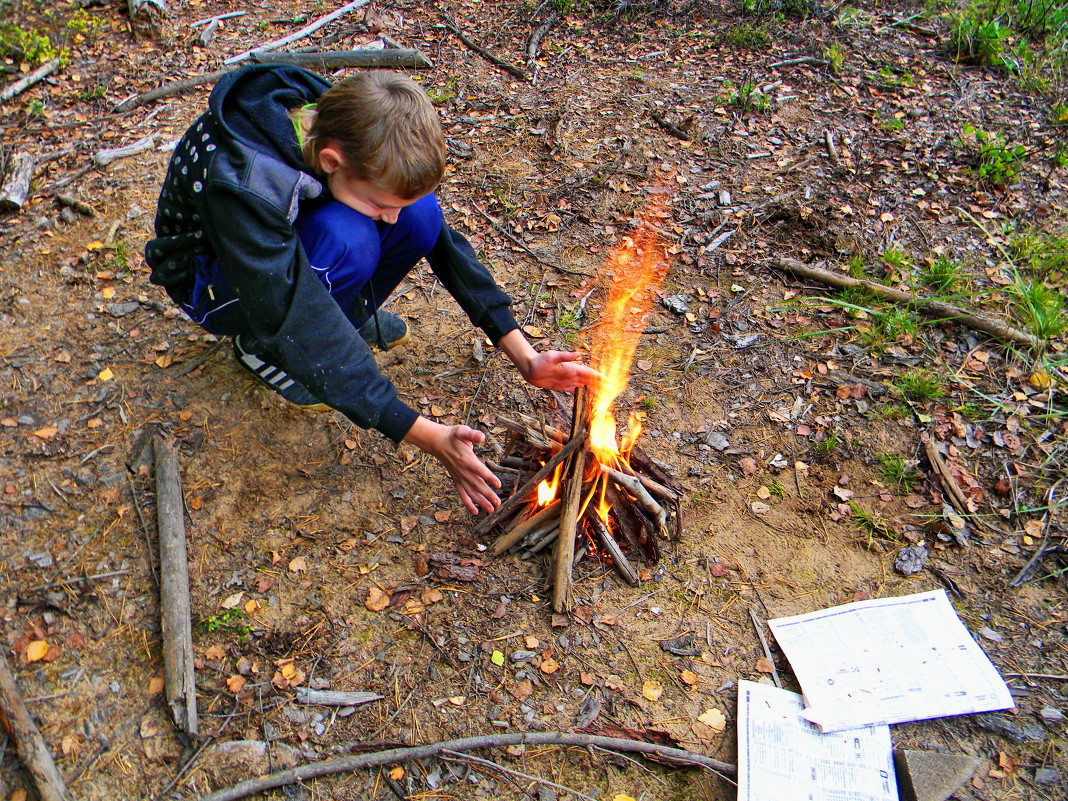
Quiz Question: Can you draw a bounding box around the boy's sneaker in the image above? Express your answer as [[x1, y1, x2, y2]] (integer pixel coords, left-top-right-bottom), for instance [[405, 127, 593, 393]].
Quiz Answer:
[[357, 311, 410, 351], [232, 334, 329, 411]]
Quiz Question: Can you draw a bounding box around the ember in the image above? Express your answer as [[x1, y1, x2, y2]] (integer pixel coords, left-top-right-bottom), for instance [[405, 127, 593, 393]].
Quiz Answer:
[[478, 192, 685, 612]]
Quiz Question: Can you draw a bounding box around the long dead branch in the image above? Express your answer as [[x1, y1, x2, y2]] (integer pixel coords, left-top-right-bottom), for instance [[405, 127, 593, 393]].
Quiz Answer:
[[225, 0, 372, 64], [444, 21, 530, 82], [588, 514, 640, 586], [155, 436, 198, 737], [249, 49, 433, 69], [199, 731, 736, 801], [770, 257, 1040, 348], [0, 652, 69, 801]]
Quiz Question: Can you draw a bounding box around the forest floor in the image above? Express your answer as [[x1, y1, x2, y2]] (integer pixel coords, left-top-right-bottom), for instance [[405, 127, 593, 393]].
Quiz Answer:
[[1, 1, 1067, 800]]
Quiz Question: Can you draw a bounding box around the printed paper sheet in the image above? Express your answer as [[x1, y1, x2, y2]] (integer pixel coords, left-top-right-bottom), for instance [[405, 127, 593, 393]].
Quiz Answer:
[[768, 589, 1014, 732], [737, 680, 897, 801]]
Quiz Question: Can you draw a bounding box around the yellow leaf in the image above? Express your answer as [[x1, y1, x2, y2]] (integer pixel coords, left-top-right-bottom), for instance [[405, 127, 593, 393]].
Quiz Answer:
[[97, 367, 114, 381], [540, 656, 559, 674], [87, 417, 104, 428], [613, 796, 637, 801], [281, 663, 296, 679], [491, 650, 505, 666], [155, 354, 173, 369], [85, 240, 105, 251], [148, 676, 165, 695], [244, 599, 261, 614], [32, 426, 59, 440], [389, 766, 405, 781], [641, 680, 663, 701], [680, 669, 698, 686], [697, 708, 726, 732], [101, 287, 116, 299], [26, 640, 49, 662], [448, 695, 465, 705], [523, 325, 545, 338]]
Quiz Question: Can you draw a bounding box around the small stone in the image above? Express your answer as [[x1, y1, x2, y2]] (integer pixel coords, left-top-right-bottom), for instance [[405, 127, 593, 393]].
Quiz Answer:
[[1034, 767, 1061, 786], [895, 545, 928, 575], [704, 431, 730, 451], [107, 302, 140, 318], [977, 627, 1003, 642], [1040, 706, 1064, 724], [510, 650, 537, 663]]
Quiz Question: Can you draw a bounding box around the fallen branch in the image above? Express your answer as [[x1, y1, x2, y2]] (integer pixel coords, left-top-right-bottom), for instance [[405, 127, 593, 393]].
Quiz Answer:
[[115, 69, 232, 112], [601, 464, 667, 536], [199, 731, 736, 801], [650, 108, 690, 141], [0, 652, 69, 801], [770, 257, 1040, 348], [55, 194, 95, 217], [249, 49, 433, 69], [225, 0, 372, 64], [296, 688, 382, 707], [0, 151, 35, 211], [441, 748, 597, 801], [444, 21, 530, 82], [93, 135, 156, 167], [155, 436, 198, 737], [526, 12, 558, 65], [0, 57, 61, 102], [768, 56, 829, 69]]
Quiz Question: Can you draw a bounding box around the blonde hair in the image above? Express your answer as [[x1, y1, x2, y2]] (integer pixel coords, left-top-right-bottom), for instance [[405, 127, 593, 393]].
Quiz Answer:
[[300, 71, 445, 199]]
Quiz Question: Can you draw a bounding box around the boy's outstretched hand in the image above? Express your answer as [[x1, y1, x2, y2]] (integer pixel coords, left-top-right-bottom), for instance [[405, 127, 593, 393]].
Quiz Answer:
[[498, 329, 601, 392], [404, 417, 502, 515]]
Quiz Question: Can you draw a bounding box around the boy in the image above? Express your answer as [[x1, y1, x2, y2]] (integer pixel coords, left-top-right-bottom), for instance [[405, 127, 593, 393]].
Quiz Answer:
[[145, 65, 596, 514]]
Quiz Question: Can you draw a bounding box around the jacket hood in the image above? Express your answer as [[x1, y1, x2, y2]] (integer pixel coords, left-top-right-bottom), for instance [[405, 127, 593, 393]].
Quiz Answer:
[[209, 65, 332, 172]]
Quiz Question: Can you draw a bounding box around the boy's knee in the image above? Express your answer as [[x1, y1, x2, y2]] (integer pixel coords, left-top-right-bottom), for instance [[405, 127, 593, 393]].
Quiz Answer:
[[400, 194, 443, 254]]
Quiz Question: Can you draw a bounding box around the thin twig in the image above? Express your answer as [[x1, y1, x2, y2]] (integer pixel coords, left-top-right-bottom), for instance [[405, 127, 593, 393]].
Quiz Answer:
[[441, 749, 598, 801], [225, 0, 372, 64], [748, 608, 783, 689]]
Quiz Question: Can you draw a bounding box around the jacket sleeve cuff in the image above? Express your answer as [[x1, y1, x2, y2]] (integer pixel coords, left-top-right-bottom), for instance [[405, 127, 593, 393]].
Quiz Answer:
[[481, 307, 521, 346], [374, 399, 420, 444]]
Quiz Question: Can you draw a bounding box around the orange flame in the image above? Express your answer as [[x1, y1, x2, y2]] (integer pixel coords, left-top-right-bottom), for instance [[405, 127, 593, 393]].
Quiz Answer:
[[588, 192, 671, 469], [536, 462, 563, 506]]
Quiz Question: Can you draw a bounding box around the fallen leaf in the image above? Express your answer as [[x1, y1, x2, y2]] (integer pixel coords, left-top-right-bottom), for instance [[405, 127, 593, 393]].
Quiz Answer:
[[97, 366, 114, 381], [642, 680, 663, 701], [139, 717, 158, 739], [709, 561, 728, 577], [523, 325, 545, 338], [580, 672, 597, 685], [204, 644, 226, 661], [756, 486, 771, 500], [612, 795, 637, 801], [26, 640, 49, 662], [755, 657, 775, 674], [32, 426, 59, 440], [54, 350, 72, 363], [491, 650, 505, 667], [433, 509, 452, 523], [221, 592, 244, 609], [365, 586, 390, 612], [750, 502, 771, 514], [525, 636, 539, 649], [680, 669, 698, 686], [148, 676, 165, 695], [1024, 519, 1044, 538], [448, 695, 465, 706], [421, 587, 443, 604], [288, 556, 307, 573], [226, 675, 246, 693], [244, 599, 261, 614], [540, 657, 560, 674], [832, 485, 854, 501], [61, 735, 78, 756], [389, 766, 405, 781], [739, 457, 759, 476], [697, 708, 726, 732]]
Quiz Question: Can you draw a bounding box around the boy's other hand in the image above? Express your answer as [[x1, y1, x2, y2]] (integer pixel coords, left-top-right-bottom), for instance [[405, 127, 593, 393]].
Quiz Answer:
[[521, 350, 602, 392], [404, 417, 501, 515]]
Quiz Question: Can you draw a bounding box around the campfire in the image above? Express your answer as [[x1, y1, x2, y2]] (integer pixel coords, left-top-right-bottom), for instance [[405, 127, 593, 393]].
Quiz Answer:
[[478, 193, 685, 612]]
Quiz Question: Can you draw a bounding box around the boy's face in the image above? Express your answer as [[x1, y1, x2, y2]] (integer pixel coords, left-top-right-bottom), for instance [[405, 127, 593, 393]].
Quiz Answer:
[[329, 173, 423, 224]]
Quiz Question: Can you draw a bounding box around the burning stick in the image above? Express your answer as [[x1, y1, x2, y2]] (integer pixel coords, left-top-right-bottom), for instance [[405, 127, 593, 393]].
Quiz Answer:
[[600, 464, 668, 536], [587, 513, 639, 586], [552, 387, 588, 613], [474, 435, 583, 536], [492, 499, 561, 556]]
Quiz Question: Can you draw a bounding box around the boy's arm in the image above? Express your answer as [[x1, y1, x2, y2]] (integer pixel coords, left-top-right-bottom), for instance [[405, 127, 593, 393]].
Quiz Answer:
[[497, 330, 600, 391]]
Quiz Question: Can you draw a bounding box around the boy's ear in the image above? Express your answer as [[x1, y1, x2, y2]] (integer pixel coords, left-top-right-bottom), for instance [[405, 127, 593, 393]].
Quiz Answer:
[[318, 144, 346, 174]]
